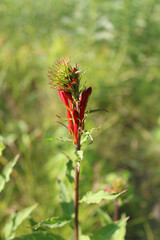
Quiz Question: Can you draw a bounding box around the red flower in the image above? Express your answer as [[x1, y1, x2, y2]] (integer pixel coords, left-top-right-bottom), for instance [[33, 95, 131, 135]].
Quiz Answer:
[[49, 58, 92, 145], [72, 110, 79, 144], [79, 87, 92, 129], [58, 89, 74, 134]]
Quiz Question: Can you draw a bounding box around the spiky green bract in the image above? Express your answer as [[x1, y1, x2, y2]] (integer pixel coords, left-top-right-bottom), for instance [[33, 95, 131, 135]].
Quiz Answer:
[[48, 58, 84, 100]]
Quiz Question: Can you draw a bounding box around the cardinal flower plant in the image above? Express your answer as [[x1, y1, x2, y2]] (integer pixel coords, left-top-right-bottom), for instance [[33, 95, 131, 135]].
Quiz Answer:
[[0, 58, 129, 240], [47, 58, 128, 240]]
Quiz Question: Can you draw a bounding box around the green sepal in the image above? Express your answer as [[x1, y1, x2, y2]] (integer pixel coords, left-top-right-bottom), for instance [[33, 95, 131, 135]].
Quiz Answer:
[[80, 189, 127, 204]]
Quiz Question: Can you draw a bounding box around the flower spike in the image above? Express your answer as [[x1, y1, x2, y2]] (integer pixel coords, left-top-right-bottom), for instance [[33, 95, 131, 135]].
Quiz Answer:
[[48, 58, 92, 144]]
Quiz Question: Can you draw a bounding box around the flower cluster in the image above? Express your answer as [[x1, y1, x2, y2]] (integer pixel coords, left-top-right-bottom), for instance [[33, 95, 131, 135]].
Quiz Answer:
[[48, 58, 92, 144], [105, 177, 127, 194]]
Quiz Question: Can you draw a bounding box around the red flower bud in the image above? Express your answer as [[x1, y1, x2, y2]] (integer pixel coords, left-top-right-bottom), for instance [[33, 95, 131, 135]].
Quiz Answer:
[[58, 90, 69, 108], [72, 78, 78, 83], [68, 83, 73, 89], [73, 110, 79, 144], [79, 87, 92, 129]]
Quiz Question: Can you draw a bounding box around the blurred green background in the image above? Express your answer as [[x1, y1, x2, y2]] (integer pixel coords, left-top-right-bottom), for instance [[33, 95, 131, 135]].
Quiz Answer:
[[0, 0, 160, 239]]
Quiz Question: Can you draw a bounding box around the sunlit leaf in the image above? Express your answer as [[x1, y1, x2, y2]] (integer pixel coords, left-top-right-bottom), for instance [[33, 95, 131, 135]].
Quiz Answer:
[[80, 189, 127, 204], [0, 154, 19, 193], [112, 214, 127, 240], [75, 150, 83, 161], [33, 217, 71, 230], [2, 204, 37, 240], [12, 232, 64, 240], [0, 136, 5, 156], [81, 131, 93, 145], [80, 235, 91, 240]]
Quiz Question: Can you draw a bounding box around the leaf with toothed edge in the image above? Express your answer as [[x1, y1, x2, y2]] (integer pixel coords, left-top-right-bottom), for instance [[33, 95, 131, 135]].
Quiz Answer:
[[32, 217, 71, 230], [80, 189, 127, 204]]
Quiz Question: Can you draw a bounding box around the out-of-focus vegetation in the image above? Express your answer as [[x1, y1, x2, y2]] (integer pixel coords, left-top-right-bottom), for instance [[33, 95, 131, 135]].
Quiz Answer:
[[0, 0, 160, 239]]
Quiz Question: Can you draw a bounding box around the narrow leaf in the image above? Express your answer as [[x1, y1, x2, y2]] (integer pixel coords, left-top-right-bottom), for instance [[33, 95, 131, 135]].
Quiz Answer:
[[33, 217, 71, 230], [80, 189, 127, 204], [66, 160, 74, 184], [12, 232, 64, 240], [58, 180, 74, 219], [46, 137, 72, 142], [86, 109, 108, 114], [0, 154, 19, 193], [0, 136, 5, 156], [2, 204, 37, 240]]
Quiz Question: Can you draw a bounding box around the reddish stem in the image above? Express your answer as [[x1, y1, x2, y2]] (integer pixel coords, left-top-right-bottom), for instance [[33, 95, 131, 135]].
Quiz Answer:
[[74, 137, 81, 240], [114, 198, 119, 221]]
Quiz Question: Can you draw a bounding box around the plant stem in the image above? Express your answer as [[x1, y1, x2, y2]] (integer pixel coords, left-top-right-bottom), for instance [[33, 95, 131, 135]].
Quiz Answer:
[[114, 198, 119, 221], [75, 140, 80, 240]]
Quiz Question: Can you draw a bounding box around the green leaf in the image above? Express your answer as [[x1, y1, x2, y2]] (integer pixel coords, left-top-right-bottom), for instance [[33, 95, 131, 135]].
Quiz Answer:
[[81, 130, 93, 145], [80, 236, 91, 240], [90, 223, 119, 240], [46, 137, 72, 142], [58, 179, 74, 219], [33, 217, 71, 230], [96, 207, 112, 224], [0, 154, 19, 193], [0, 136, 5, 156], [80, 190, 127, 204], [11, 232, 64, 240], [86, 109, 108, 114], [112, 214, 127, 240], [66, 160, 74, 184], [2, 204, 37, 240], [75, 150, 83, 161], [90, 216, 129, 240]]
